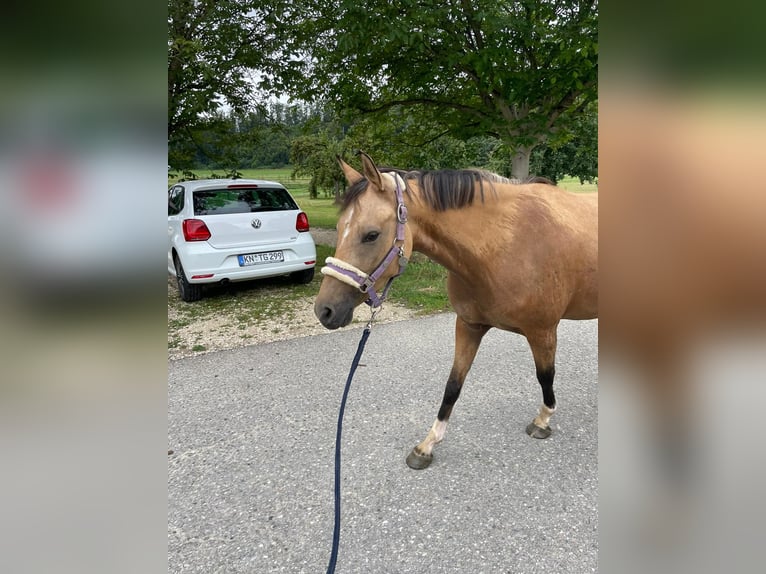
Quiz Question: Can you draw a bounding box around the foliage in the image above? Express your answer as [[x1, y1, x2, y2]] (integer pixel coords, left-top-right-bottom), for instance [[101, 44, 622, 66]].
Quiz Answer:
[[167, 0, 316, 172], [169, 102, 330, 172], [168, 0, 271, 139], [530, 102, 598, 183], [273, 0, 598, 178], [168, 99, 597, 185], [290, 132, 345, 199], [168, 1, 598, 181], [168, 112, 258, 173]]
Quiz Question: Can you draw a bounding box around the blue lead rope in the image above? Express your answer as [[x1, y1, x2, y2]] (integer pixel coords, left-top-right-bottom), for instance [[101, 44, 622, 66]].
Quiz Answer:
[[326, 325, 372, 574]]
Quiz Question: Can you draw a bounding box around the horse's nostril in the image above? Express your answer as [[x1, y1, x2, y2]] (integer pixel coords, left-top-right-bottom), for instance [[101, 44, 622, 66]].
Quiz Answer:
[[317, 304, 333, 323]]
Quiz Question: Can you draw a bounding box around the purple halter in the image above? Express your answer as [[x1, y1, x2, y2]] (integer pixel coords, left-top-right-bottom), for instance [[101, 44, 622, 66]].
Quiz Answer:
[[321, 173, 409, 309]]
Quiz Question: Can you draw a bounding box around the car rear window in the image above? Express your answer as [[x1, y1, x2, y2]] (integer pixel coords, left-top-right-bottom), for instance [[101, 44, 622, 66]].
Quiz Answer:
[[192, 187, 299, 215]]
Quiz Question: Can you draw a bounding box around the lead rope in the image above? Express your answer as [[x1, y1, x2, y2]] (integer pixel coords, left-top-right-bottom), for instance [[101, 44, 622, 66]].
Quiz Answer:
[[326, 310, 379, 574]]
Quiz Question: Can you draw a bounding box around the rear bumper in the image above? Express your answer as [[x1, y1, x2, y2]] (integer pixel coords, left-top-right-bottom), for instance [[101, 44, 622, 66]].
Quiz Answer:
[[171, 235, 316, 284]]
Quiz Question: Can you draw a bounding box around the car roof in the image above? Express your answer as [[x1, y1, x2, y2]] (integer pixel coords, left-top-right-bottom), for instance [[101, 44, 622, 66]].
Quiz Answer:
[[171, 179, 288, 191]]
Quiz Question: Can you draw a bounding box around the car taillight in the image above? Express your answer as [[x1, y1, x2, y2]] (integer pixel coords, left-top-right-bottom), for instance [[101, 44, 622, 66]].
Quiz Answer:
[[182, 219, 211, 241], [296, 212, 310, 232]]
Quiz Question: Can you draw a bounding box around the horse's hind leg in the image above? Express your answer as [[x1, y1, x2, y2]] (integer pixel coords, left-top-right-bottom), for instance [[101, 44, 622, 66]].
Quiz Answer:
[[406, 318, 489, 470], [525, 327, 558, 439]]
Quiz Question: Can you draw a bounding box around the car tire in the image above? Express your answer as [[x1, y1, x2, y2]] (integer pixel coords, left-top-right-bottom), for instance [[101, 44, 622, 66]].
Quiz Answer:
[[291, 267, 315, 284], [175, 256, 203, 302]]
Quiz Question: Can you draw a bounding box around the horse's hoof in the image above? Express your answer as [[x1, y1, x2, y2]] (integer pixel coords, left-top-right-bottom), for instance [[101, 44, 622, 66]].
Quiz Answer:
[[406, 448, 433, 470], [526, 422, 552, 439]]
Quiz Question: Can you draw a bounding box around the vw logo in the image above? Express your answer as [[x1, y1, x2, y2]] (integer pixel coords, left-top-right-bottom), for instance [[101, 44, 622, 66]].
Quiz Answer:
[[251, 219, 262, 229]]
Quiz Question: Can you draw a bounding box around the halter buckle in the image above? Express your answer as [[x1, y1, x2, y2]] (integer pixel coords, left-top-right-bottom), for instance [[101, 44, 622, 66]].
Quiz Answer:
[[359, 277, 375, 293], [397, 203, 408, 224]]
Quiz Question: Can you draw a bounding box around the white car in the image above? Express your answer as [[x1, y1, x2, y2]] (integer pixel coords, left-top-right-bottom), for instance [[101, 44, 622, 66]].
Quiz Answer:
[[168, 179, 316, 301]]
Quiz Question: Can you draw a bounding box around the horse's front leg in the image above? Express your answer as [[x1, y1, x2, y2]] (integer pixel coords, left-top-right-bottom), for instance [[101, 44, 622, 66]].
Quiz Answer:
[[406, 318, 489, 470], [524, 326, 558, 439]]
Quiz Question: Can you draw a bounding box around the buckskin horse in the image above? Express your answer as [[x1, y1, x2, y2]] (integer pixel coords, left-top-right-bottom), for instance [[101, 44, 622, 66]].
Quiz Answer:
[[314, 152, 598, 469]]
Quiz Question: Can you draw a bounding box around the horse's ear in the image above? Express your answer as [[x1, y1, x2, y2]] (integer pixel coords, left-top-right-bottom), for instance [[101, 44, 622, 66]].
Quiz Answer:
[[358, 151, 384, 191], [338, 156, 363, 185]]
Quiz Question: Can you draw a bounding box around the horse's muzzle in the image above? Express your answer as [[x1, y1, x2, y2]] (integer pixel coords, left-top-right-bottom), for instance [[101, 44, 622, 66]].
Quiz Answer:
[[314, 300, 354, 330]]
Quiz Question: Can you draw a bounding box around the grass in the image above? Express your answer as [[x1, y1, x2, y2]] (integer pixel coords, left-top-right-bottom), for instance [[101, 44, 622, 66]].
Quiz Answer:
[[293, 195, 341, 228], [557, 175, 598, 193], [387, 253, 451, 313]]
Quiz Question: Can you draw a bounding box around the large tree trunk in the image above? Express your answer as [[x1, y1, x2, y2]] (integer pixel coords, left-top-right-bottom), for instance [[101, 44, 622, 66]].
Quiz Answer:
[[334, 179, 342, 203], [511, 146, 532, 180]]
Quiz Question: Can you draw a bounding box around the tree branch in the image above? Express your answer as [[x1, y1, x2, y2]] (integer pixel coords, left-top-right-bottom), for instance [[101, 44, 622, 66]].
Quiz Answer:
[[544, 79, 596, 130], [460, 0, 485, 51], [397, 121, 483, 149]]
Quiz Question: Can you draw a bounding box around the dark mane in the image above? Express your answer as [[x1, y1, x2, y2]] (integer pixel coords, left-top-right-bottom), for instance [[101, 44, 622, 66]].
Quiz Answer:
[[340, 168, 509, 212]]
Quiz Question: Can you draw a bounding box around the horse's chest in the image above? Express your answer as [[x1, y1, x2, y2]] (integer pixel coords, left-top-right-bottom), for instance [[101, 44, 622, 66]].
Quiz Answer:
[[453, 298, 496, 324], [447, 277, 506, 325]]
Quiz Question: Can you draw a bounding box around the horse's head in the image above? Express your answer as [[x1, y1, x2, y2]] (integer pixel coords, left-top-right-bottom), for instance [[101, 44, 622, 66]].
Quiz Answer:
[[314, 152, 413, 329]]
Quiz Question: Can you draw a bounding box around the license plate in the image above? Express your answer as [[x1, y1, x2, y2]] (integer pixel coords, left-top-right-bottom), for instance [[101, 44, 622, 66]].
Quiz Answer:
[[238, 251, 284, 266]]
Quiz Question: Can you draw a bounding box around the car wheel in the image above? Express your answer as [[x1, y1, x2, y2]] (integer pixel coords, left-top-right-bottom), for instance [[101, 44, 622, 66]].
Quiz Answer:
[[291, 267, 315, 284], [174, 256, 203, 302]]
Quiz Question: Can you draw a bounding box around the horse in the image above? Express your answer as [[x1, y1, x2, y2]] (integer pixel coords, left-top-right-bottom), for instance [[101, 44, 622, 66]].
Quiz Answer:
[[314, 152, 598, 469]]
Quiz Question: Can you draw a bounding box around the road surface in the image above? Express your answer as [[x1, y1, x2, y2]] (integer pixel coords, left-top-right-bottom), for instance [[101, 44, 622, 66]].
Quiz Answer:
[[168, 313, 598, 573]]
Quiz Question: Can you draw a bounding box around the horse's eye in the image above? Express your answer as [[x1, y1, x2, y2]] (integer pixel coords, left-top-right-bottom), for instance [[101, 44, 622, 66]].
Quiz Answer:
[[362, 231, 380, 244]]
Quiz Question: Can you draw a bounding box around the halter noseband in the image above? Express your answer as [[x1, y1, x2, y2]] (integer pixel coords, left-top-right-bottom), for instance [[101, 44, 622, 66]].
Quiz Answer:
[[320, 173, 409, 309]]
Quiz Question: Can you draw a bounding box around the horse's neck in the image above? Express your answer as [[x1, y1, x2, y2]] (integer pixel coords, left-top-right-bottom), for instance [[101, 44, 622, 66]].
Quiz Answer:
[[408, 202, 499, 279]]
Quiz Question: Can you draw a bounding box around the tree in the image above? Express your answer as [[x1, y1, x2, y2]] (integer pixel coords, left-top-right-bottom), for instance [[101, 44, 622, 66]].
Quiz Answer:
[[275, 0, 597, 179], [290, 132, 346, 199], [168, 0, 276, 166]]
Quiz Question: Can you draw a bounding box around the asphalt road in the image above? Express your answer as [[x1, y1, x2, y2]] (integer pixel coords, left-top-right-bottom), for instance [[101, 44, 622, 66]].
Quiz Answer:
[[168, 313, 598, 574]]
